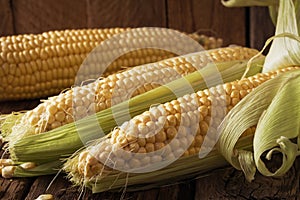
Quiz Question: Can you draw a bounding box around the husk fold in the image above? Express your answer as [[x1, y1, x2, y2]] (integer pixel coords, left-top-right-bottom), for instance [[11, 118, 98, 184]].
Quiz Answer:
[[253, 73, 300, 176], [263, 0, 300, 72], [217, 0, 300, 182], [217, 69, 300, 181]]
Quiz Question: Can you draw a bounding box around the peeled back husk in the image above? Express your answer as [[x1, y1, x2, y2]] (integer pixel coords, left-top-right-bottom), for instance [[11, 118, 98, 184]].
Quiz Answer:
[[217, 68, 300, 181]]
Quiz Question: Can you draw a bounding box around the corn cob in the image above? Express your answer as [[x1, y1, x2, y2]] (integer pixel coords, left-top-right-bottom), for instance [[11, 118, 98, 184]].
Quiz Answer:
[[5, 47, 258, 140], [71, 66, 299, 180], [189, 33, 223, 49], [0, 28, 223, 101]]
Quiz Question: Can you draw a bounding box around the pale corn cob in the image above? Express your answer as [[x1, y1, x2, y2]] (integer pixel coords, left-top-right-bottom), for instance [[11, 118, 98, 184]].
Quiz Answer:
[[74, 66, 299, 179], [0, 28, 223, 101], [189, 33, 223, 49], [13, 47, 259, 137]]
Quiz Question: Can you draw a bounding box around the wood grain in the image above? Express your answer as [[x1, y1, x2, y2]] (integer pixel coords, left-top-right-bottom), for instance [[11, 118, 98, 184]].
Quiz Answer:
[[12, 0, 87, 34], [0, 100, 40, 114], [86, 0, 166, 28], [195, 157, 300, 199], [0, 177, 35, 200], [0, 0, 14, 36], [167, 0, 246, 46], [249, 6, 275, 50]]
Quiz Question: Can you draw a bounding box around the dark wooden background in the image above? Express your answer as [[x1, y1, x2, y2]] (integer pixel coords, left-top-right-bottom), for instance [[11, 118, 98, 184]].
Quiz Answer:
[[1, 0, 299, 199], [0, 0, 275, 48]]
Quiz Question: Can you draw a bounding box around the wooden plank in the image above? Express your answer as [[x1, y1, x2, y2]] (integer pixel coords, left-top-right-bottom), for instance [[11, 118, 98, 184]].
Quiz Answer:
[[0, 0, 14, 36], [195, 157, 300, 199], [167, 0, 247, 46], [157, 184, 180, 200], [11, 0, 87, 34], [249, 6, 275, 50], [86, 0, 166, 28], [24, 174, 145, 200], [24, 175, 79, 200], [133, 189, 159, 200], [177, 180, 195, 199], [0, 177, 35, 200], [0, 100, 40, 114], [157, 181, 195, 200], [23, 176, 50, 199]]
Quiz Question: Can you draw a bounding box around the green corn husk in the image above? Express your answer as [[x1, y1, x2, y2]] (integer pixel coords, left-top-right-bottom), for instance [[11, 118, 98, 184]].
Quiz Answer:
[[67, 136, 253, 193], [217, 69, 300, 181], [263, 0, 300, 72], [0, 113, 25, 139], [8, 160, 62, 177], [218, 0, 300, 182], [253, 73, 300, 177], [7, 58, 264, 177]]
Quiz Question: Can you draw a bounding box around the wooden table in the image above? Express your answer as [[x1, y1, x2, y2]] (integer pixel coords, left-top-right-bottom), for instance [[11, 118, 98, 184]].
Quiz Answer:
[[0, 101, 299, 200]]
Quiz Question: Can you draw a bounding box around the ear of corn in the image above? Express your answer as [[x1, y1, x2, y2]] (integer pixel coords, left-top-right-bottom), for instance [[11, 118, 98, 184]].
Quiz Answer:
[[63, 66, 299, 192], [75, 136, 254, 193], [2, 47, 258, 143], [5, 56, 265, 177], [189, 33, 223, 49], [0, 28, 223, 101]]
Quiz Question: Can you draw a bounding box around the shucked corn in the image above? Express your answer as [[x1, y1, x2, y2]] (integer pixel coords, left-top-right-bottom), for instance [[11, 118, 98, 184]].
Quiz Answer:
[[12, 47, 259, 138], [72, 66, 299, 179], [0, 28, 223, 101]]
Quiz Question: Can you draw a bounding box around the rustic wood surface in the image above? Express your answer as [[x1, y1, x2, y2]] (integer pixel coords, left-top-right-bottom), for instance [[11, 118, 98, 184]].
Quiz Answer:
[[0, 101, 299, 200], [249, 6, 275, 50], [12, 0, 87, 34], [0, 0, 14, 36], [0, 0, 275, 50], [87, 0, 167, 28], [167, 0, 246, 46], [0, 0, 246, 46]]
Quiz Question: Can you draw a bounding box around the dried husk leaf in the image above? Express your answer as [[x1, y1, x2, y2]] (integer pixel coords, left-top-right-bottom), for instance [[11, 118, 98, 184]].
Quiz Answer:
[[0, 113, 25, 139], [253, 73, 300, 176], [217, 69, 300, 181], [263, 0, 300, 72]]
